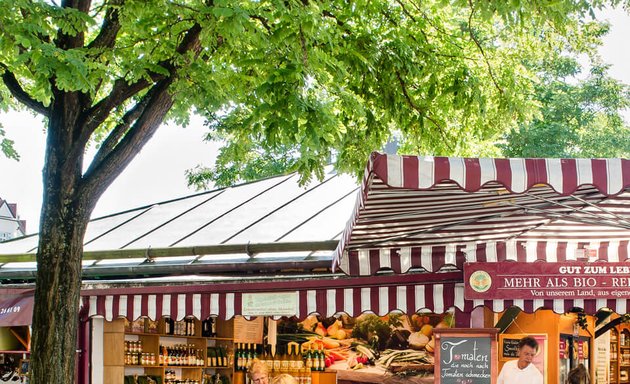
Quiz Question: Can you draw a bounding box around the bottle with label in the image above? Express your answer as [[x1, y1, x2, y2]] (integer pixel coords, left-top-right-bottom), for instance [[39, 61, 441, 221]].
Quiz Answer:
[[202, 318, 212, 337], [251, 343, 258, 361], [312, 345, 320, 372], [272, 345, 281, 377], [211, 317, 217, 337], [287, 343, 296, 374], [245, 343, 253, 370], [235, 343, 243, 371], [208, 347, 216, 367], [282, 344, 291, 373], [317, 345, 325, 371], [296, 344, 304, 372]]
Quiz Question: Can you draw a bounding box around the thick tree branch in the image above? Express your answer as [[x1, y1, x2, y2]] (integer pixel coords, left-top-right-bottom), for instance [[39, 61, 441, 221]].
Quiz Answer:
[[52, 1, 94, 140], [70, 23, 205, 171], [250, 15, 271, 33], [83, 22, 203, 131], [78, 78, 175, 209], [0, 64, 49, 116], [77, 24, 204, 208], [58, 0, 91, 50], [90, 97, 149, 167], [87, 0, 123, 50], [80, 78, 151, 137]]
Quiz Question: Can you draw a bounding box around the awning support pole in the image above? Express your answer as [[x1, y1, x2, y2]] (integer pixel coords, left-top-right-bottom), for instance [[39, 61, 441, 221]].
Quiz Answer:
[[10, 327, 29, 350]]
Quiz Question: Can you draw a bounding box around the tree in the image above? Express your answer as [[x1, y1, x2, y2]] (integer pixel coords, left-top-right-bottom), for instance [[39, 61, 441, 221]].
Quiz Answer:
[[500, 59, 630, 158], [0, 1, 625, 382]]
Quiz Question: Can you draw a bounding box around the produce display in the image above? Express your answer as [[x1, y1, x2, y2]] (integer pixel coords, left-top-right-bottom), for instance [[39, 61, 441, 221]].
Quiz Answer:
[[285, 311, 454, 376]]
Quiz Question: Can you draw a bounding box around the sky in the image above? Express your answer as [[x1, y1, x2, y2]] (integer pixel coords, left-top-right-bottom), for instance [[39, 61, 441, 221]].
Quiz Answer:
[[1, 6, 629, 234], [0, 112, 219, 233]]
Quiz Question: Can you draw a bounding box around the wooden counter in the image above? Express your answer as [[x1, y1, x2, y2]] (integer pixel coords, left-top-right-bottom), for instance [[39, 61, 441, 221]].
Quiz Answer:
[[330, 363, 433, 384]]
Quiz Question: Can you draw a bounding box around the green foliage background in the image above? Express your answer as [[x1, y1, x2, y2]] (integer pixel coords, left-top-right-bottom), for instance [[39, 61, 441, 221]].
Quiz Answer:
[[3, 1, 628, 190]]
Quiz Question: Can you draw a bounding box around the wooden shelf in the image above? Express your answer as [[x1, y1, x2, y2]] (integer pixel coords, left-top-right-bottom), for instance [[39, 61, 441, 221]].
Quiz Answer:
[[105, 317, 236, 384]]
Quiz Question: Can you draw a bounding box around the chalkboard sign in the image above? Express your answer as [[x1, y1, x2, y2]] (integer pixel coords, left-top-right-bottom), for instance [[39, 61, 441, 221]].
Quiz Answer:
[[434, 328, 498, 384], [501, 337, 520, 358]]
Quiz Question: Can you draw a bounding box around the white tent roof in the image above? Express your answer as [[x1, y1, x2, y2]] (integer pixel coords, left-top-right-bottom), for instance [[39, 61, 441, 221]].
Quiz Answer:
[[0, 167, 359, 281]]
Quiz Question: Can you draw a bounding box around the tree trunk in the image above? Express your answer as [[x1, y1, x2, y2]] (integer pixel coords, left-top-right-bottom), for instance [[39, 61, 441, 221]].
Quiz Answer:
[[25, 19, 190, 381], [30, 102, 90, 384], [31, 208, 86, 384]]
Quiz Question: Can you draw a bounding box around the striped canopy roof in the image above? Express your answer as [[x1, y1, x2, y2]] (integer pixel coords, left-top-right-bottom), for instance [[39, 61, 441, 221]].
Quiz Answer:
[[333, 152, 630, 276], [82, 272, 465, 321], [82, 270, 627, 320]]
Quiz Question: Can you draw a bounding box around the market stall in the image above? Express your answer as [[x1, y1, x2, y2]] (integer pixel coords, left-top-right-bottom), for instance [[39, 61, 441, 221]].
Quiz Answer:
[[83, 271, 463, 384], [4, 154, 629, 384], [332, 152, 630, 383]]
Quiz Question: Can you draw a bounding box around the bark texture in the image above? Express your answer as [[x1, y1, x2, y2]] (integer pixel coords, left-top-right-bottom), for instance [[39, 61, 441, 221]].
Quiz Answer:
[[31, 94, 91, 383]]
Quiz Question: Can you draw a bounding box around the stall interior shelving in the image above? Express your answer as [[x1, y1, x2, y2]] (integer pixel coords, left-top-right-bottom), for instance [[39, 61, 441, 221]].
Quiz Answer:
[[611, 328, 620, 384], [102, 316, 337, 384], [609, 325, 630, 384], [103, 316, 235, 384]]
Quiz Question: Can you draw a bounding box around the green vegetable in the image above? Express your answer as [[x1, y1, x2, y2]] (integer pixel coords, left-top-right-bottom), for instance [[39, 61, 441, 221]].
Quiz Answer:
[[352, 315, 392, 350]]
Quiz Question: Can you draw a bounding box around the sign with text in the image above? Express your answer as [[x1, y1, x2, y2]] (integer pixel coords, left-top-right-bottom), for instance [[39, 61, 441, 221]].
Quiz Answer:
[[465, 261, 630, 300], [501, 337, 520, 358], [434, 328, 498, 384], [233, 316, 264, 344], [498, 334, 547, 383], [242, 291, 298, 316]]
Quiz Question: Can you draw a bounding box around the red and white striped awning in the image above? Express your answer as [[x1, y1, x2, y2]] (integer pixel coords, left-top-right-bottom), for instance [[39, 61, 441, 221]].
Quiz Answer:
[[333, 153, 630, 276], [81, 270, 630, 318], [82, 272, 466, 321]]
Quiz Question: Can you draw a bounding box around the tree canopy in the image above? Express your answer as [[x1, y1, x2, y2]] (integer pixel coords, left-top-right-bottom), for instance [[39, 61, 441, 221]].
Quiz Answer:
[[500, 59, 630, 158], [181, 0, 630, 189], [1, 1, 629, 383]]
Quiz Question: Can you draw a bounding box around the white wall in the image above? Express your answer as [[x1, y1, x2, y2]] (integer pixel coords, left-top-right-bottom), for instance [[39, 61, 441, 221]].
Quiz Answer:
[[91, 318, 104, 384]]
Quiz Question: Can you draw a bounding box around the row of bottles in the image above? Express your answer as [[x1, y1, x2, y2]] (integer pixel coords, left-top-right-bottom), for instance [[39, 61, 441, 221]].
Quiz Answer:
[[159, 344, 205, 366], [164, 369, 201, 384], [234, 342, 327, 373], [303, 344, 327, 372], [125, 340, 144, 353], [235, 343, 258, 371], [125, 351, 157, 366], [127, 317, 223, 338], [164, 317, 197, 336], [207, 345, 230, 367], [124, 339, 158, 365]]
